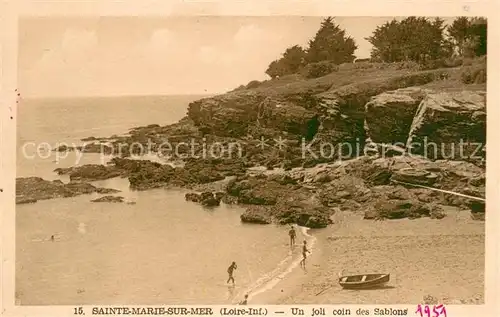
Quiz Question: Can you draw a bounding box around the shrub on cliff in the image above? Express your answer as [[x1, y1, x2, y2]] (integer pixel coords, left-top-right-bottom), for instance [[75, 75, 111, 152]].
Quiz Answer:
[[302, 61, 339, 78], [245, 80, 263, 89], [419, 57, 465, 70], [265, 45, 306, 79], [461, 63, 486, 84]]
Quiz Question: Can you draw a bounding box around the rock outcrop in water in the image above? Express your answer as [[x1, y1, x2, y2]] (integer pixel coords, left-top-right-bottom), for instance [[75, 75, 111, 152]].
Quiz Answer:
[[54, 164, 124, 181], [16, 177, 119, 204], [91, 195, 125, 203], [54, 157, 245, 191], [185, 191, 225, 207]]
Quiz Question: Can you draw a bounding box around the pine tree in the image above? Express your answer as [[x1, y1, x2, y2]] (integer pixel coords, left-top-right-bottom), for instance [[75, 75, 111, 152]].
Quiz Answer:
[[306, 17, 357, 64]]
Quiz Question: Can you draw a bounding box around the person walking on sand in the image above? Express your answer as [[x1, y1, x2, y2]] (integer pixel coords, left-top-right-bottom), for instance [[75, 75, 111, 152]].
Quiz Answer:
[[288, 225, 296, 247], [238, 294, 248, 305], [227, 261, 237, 285], [300, 240, 311, 269]]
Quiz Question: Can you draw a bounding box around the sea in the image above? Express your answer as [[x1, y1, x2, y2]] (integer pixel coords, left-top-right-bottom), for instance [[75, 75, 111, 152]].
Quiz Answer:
[[15, 95, 315, 305]]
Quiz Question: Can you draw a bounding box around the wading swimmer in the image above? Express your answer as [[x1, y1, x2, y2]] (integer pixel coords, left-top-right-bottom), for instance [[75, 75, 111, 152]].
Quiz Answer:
[[300, 240, 311, 269], [288, 225, 296, 247], [227, 261, 237, 285]]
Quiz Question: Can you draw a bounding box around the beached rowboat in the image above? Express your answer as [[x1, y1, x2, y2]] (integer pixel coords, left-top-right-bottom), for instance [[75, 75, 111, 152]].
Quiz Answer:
[[338, 273, 390, 289]]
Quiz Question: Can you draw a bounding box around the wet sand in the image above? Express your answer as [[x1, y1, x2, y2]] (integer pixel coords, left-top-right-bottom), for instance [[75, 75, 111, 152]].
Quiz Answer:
[[252, 207, 484, 305]]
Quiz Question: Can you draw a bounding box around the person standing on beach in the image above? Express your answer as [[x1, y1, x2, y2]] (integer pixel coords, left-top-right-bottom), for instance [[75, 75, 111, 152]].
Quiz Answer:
[[288, 225, 296, 247], [300, 240, 311, 269], [227, 261, 237, 285]]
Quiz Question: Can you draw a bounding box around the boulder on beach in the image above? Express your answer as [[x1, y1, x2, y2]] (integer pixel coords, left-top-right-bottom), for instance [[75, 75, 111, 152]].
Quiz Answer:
[[240, 206, 272, 224], [226, 174, 307, 206], [363, 195, 446, 220], [363, 199, 414, 220], [272, 201, 333, 228]]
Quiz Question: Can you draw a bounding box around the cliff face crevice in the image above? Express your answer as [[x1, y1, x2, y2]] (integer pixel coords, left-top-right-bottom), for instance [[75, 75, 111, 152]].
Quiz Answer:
[[406, 91, 486, 160]]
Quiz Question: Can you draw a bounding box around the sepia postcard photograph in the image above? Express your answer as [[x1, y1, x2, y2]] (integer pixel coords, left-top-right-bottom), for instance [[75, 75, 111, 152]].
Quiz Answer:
[[1, 1, 498, 316]]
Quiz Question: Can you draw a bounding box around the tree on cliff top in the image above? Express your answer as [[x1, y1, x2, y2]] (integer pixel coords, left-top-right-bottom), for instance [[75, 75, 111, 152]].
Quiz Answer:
[[447, 16, 487, 57], [367, 17, 448, 63], [265, 45, 306, 79], [306, 17, 357, 64], [463, 17, 487, 57]]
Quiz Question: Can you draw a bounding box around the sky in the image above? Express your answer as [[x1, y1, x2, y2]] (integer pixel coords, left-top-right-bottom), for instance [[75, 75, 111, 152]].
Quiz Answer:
[[18, 16, 456, 98]]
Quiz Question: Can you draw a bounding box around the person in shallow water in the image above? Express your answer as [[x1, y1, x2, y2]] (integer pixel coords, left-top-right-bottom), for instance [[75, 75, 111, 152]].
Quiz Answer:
[[288, 225, 296, 247], [238, 294, 248, 305], [300, 240, 311, 269], [227, 261, 237, 284]]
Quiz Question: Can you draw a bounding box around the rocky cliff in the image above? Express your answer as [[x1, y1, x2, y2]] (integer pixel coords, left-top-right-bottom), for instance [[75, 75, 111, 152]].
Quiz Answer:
[[19, 58, 487, 227]]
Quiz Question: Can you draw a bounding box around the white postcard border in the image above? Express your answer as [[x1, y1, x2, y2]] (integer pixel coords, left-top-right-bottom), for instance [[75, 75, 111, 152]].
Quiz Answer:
[[1, 1, 499, 316]]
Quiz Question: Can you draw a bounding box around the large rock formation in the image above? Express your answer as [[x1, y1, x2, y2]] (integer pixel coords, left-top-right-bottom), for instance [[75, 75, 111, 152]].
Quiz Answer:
[[187, 91, 266, 137], [406, 91, 486, 160], [43, 59, 487, 226], [364, 87, 430, 144]]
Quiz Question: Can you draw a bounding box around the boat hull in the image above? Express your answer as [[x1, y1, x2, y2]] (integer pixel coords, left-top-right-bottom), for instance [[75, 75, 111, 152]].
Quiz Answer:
[[338, 274, 390, 289]]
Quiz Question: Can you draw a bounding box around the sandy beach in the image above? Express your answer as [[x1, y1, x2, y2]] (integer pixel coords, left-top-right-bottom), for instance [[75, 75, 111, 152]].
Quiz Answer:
[[252, 207, 484, 305]]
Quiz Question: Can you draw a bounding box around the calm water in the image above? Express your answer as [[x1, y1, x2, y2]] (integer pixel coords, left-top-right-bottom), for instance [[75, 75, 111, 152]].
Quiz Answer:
[[15, 95, 308, 305]]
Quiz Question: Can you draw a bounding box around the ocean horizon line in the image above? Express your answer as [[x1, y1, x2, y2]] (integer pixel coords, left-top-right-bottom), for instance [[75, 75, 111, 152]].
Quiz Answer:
[[19, 93, 219, 101]]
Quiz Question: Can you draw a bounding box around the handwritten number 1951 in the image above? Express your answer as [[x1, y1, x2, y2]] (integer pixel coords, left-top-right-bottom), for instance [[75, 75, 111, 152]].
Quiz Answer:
[[415, 304, 447, 317], [74, 307, 85, 315]]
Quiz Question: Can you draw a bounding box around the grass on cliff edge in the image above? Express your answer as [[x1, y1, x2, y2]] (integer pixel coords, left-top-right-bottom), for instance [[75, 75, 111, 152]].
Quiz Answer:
[[232, 57, 486, 97]]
